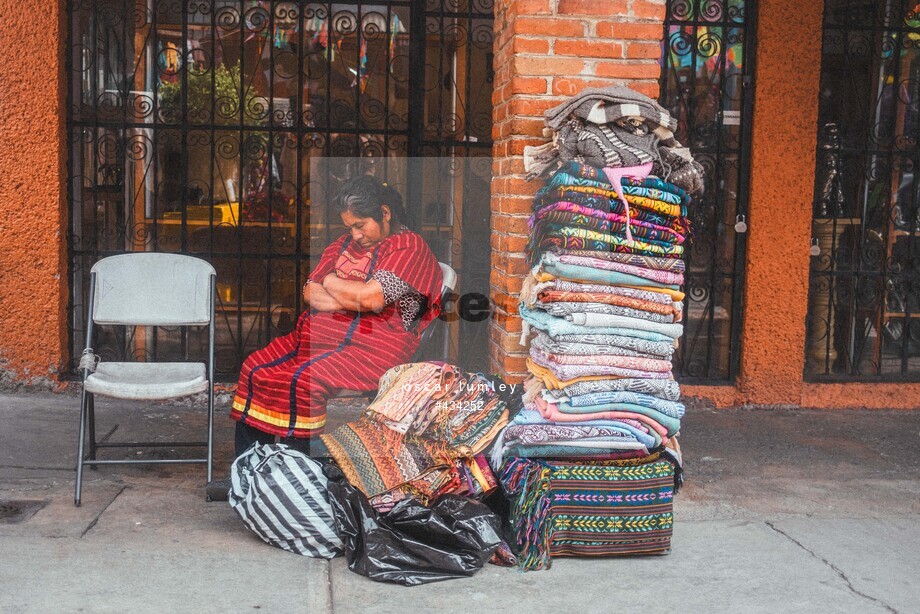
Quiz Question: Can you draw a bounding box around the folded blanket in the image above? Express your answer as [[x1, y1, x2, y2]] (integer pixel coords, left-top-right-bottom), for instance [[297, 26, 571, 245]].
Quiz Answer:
[[622, 175, 690, 203], [534, 199, 689, 241], [554, 248, 686, 272], [527, 358, 616, 390], [532, 331, 674, 360], [500, 456, 676, 571], [566, 312, 684, 338], [504, 423, 641, 444], [550, 184, 685, 217], [532, 343, 672, 373], [544, 86, 678, 132], [538, 290, 680, 318], [550, 377, 681, 402], [508, 407, 661, 449], [504, 446, 651, 461], [535, 188, 685, 231], [534, 396, 673, 439], [531, 207, 687, 246], [544, 390, 685, 419], [534, 396, 679, 436], [535, 255, 681, 291], [536, 225, 684, 260], [551, 331, 677, 348], [555, 400, 682, 423], [521, 275, 676, 307], [554, 253, 684, 285], [530, 348, 672, 380], [501, 425, 650, 459], [521, 304, 678, 343], [548, 169, 686, 206], [549, 404, 681, 438], [532, 332, 648, 360], [539, 301, 678, 324], [547, 171, 614, 190]]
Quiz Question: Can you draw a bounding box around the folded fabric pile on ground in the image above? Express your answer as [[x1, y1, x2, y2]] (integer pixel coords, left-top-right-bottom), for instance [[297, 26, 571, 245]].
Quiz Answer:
[[321, 362, 512, 513], [493, 85, 700, 570]]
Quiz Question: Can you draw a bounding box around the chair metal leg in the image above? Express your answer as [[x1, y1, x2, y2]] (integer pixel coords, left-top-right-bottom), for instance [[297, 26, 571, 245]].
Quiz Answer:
[[206, 387, 214, 486], [75, 387, 89, 507], [87, 393, 97, 465]]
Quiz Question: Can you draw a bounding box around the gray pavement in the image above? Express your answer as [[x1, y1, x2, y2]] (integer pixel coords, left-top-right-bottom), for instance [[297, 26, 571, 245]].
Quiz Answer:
[[0, 392, 918, 613]]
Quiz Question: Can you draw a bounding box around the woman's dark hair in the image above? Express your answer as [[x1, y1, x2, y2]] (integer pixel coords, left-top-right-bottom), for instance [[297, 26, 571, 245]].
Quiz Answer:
[[332, 175, 413, 229]]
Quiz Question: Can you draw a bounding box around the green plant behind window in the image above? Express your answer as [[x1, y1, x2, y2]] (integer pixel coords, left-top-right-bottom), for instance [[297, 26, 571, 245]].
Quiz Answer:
[[158, 62, 263, 125]]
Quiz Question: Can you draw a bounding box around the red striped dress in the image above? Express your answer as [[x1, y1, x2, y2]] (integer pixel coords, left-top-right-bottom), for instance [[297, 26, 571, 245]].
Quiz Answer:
[[230, 229, 443, 438]]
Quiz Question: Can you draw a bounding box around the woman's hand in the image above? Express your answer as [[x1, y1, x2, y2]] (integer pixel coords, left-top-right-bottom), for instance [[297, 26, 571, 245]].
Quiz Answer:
[[322, 273, 385, 312]]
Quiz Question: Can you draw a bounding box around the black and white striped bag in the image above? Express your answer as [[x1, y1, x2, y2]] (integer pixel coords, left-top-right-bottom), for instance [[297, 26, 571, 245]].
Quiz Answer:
[[229, 443, 343, 559]]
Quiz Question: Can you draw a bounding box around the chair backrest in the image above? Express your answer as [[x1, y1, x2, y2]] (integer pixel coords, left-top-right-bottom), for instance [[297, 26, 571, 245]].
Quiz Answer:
[[90, 253, 216, 326], [414, 262, 458, 356], [438, 262, 458, 297]]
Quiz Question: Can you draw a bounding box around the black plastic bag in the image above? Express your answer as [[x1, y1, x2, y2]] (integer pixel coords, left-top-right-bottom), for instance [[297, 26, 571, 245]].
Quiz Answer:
[[324, 465, 503, 586]]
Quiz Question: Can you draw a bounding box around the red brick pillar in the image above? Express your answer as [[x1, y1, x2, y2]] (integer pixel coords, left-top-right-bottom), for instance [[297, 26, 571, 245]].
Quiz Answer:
[[489, 0, 667, 380]]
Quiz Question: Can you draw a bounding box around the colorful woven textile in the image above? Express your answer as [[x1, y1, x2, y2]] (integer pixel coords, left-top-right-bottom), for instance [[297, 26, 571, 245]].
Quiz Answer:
[[501, 458, 676, 570], [520, 304, 678, 343], [529, 349, 672, 381], [554, 254, 684, 285], [548, 172, 686, 207], [551, 225, 682, 252], [531, 346, 673, 373], [556, 248, 687, 272], [539, 300, 679, 324], [554, 376, 682, 402], [534, 188, 686, 232], [501, 406, 661, 452], [364, 363, 510, 453], [532, 397, 674, 438], [539, 290, 680, 317], [551, 390, 684, 417], [535, 258, 681, 291], [532, 331, 674, 361], [546, 172, 610, 190], [536, 226, 684, 261], [322, 416, 457, 502], [531, 204, 687, 245], [553, 184, 686, 217], [521, 275, 676, 308], [548, 332, 675, 356], [320, 362, 511, 510], [565, 312, 684, 338]]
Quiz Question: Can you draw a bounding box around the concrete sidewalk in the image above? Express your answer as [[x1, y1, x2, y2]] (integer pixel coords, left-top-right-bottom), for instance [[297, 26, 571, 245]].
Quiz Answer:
[[0, 392, 918, 613]]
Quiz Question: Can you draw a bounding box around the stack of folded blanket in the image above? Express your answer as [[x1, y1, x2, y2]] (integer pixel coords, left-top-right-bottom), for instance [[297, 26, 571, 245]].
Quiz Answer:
[[493, 85, 700, 570]]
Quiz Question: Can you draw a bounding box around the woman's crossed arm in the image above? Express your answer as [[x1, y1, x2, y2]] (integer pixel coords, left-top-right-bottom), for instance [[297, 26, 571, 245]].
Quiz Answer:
[[319, 274, 386, 312]]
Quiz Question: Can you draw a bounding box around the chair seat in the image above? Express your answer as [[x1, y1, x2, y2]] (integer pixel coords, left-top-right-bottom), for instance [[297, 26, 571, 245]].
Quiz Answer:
[[85, 362, 208, 400]]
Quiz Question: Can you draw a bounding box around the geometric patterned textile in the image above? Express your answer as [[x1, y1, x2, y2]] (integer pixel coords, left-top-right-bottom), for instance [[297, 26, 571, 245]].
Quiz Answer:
[[501, 457, 675, 570]]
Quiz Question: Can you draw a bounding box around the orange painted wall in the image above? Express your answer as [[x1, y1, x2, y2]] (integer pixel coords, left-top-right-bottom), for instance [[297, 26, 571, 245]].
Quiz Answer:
[[733, 0, 823, 405], [0, 0, 68, 386]]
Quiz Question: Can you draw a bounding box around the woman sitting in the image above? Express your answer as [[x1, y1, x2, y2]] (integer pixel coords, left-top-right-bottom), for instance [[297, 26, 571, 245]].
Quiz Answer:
[[230, 176, 443, 456]]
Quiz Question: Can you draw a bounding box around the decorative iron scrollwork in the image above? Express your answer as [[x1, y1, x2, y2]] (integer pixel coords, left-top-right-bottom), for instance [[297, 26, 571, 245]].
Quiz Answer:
[[68, 0, 494, 377]]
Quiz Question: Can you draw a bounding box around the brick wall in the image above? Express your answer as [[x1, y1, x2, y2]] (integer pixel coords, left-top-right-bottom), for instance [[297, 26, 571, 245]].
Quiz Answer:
[[489, 0, 667, 380]]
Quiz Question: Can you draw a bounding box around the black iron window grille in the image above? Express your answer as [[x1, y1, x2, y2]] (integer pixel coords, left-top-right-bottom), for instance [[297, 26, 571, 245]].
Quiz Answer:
[[66, 0, 494, 379], [658, 0, 755, 382], [806, 1, 920, 380]]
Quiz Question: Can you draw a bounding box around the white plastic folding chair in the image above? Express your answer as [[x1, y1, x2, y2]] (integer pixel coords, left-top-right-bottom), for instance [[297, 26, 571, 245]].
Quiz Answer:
[[74, 253, 216, 506]]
